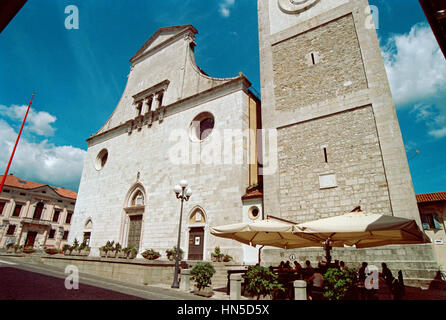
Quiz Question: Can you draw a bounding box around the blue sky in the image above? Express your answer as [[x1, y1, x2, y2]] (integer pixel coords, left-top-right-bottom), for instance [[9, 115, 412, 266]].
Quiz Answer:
[[0, 0, 445, 194]]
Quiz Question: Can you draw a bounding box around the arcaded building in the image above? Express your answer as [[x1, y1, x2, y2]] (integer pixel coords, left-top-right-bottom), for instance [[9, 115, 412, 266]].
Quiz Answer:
[[69, 25, 262, 263], [0, 174, 77, 250]]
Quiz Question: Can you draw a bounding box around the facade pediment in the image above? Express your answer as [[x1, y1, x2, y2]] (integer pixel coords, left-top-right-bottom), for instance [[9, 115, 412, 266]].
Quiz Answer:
[[91, 24, 247, 140], [129, 25, 197, 64], [29, 185, 62, 200]]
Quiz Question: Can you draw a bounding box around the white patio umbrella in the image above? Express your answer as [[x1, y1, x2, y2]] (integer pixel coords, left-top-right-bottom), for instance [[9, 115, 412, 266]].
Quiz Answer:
[[293, 209, 431, 262], [210, 218, 320, 250]]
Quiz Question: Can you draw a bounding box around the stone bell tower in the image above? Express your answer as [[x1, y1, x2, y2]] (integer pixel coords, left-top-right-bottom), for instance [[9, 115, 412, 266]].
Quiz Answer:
[[257, 0, 421, 225]]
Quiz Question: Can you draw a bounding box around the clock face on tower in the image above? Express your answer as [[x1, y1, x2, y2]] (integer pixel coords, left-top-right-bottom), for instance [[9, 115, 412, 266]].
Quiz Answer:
[[278, 0, 321, 14]]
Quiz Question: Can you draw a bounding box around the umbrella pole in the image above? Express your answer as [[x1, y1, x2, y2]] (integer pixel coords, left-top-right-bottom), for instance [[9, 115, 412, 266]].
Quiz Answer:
[[324, 238, 332, 265]]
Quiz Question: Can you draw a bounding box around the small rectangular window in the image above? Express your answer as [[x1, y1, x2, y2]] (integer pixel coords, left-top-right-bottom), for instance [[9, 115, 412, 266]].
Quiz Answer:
[[0, 201, 6, 215], [12, 204, 22, 217], [53, 210, 60, 223], [323, 148, 328, 163], [62, 231, 69, 240], [65, 212, 73, 224], [6, 225, 16, 235], [311, 53, 316, 65], [49, 229, 56, 239]]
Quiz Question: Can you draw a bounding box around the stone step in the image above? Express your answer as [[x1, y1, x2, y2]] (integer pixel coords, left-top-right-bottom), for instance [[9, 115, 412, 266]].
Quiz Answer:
[[340, 261, 439, 270]]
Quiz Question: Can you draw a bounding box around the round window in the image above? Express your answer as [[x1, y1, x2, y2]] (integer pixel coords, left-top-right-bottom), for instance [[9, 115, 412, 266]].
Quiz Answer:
[[248, 206, 261, 220], [95, 149, 108, 170], [190, 112, 215, 141]]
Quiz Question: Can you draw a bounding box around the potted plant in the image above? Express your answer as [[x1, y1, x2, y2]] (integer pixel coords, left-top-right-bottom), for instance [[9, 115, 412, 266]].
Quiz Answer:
[[166, 246, 184, 261], [223, 254, 233, 263], [190, 262, 216, 297], [71, 238, 80, 255], [114, 242, 122, 258], [78, 240, 90, 256], [117, 246, 127, 259], [44, 247, 59, 255], [5, 243, 14, 253], [99, 243, 107, 257], [323, 268, 358, 300], [245, 265, 284, 300], [14, 244, 23, 253], [141, 249, 161, 260], [126, 247, 138, 259], [211, 246, 223, 262], [105, 241, 116, 258], [63, 244, 71, 255], [23, 246, 35, 254]]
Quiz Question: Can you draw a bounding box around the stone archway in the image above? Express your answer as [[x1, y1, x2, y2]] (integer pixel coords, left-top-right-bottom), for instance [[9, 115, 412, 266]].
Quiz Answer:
[[121, 184, 146, 252], [187, 207, 207, 261]]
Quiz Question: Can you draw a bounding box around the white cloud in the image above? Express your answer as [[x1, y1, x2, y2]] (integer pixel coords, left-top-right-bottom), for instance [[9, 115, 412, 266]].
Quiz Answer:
[[383, 24, 446, 106], [429, 127, 446, 139], [0, 118, 86, 191], [0, 104, 57, 137], [219, 0, 235, 18], [382, 23, 446, 139], [410, 104, 446, 138]]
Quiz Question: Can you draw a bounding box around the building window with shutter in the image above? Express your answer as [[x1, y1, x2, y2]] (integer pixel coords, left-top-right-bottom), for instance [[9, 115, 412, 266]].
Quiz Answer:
[[62, 231, 69, 240]]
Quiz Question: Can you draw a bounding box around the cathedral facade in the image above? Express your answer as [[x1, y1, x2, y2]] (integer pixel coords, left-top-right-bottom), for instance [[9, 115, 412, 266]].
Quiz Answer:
[[69, 25, 262, 263]]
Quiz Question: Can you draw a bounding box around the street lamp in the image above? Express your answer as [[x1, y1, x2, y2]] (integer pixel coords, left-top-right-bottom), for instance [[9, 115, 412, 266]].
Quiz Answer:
[[171, 179, 192, 288]]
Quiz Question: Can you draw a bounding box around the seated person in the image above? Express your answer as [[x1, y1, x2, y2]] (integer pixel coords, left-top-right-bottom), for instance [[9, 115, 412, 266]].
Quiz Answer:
[[294, 261, 302, 271], [284, 261, 293, 272], [278, 261, 285, 273]]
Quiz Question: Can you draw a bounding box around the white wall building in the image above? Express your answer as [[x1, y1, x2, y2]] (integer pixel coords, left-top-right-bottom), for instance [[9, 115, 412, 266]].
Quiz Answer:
[[69, 25, 262, 263]]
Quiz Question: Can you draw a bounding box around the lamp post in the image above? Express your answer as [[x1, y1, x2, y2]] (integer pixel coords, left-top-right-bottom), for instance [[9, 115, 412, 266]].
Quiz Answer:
[[171, 179, 192, 288]]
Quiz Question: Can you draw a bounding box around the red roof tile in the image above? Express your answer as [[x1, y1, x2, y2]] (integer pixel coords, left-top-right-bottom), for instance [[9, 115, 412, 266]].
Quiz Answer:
[[1, 175, 77, 200], [416, 192, 446, 203]]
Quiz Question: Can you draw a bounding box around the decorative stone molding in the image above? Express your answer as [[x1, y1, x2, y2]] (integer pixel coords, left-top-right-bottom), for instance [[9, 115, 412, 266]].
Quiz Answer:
[[146, 111, 153, 127], [158, 107, 166, 122], [183, 30, 196, 43], [278, 0, 320, 14], [132, 80, 170, 104]]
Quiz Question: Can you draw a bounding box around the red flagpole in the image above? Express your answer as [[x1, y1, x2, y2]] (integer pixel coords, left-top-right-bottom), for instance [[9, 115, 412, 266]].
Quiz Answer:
[[0, 93, 35, 195]]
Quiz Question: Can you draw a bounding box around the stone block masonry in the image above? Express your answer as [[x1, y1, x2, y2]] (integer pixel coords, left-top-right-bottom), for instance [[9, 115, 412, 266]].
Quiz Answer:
[[272, 14, 368, 111], [278, 105, 392, 222]]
